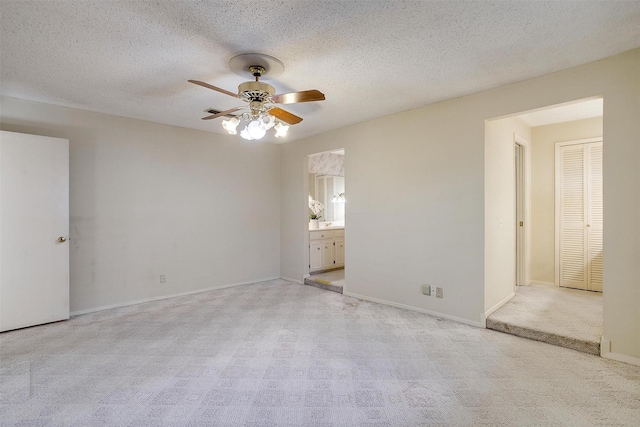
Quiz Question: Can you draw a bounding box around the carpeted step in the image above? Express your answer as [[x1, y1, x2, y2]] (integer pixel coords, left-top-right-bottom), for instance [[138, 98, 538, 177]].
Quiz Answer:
[[303, 277, 343, 294], [487, 317, 600, 355]]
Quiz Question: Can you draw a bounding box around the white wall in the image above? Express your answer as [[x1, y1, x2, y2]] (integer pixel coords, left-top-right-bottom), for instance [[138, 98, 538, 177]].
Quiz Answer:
[[280, 49, 640, 362], [530, 117, 603, 284], [484, 117, 531, 314], [0, 96, 281, 314]]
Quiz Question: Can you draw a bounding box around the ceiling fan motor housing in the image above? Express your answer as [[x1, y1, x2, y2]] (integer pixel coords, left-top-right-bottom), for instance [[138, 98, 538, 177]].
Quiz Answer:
[[238, 81, 275, 101], [238, 81, 276, 117]]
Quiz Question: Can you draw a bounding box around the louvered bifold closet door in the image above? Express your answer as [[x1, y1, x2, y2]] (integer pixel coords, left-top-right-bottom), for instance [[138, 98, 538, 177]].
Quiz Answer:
[[587, 142, 603, 291], [559, 144, 587, 289], [557, 140, 603, 291]]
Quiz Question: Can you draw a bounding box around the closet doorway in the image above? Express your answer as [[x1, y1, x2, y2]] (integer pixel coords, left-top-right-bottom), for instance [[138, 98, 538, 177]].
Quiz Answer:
[[485, 98, 604, 355]]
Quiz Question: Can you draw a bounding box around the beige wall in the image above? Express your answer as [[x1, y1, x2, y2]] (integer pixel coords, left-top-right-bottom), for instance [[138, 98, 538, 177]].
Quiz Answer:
[[485, 117, 531, 314], [282, 103, 487, 325], [0, 96, 281, 314], [280, 49, 640, 362], [530, 117, 603, 284]]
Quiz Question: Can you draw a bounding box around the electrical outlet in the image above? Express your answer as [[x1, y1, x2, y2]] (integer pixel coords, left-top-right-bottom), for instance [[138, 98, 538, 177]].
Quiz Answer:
[[160, 274, 166, 284], [430, 285, 437, 296], [436, 287, 443, 298], [421, 284, 431, 296]]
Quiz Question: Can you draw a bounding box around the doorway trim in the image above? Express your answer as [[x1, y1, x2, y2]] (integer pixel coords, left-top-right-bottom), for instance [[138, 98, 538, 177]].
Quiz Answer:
[[514, 133, 530, 288]]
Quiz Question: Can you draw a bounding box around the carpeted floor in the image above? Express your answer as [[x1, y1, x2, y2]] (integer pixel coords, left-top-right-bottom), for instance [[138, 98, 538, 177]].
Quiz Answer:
[[1, 279, 638, 426], [487, 283, 603, 355]]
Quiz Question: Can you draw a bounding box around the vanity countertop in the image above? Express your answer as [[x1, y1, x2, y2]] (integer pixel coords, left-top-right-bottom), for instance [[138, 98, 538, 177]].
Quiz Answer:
[[309, 225, 345, 231]]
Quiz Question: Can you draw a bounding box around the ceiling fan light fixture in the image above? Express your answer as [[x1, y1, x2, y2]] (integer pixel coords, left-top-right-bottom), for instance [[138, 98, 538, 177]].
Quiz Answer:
[[190, 53, 325, 141], [221, 117, 239, 135]]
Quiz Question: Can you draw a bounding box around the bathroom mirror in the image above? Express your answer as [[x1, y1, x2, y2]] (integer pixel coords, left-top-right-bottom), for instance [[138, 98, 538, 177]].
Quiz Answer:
[[309, 174, 345, 222]]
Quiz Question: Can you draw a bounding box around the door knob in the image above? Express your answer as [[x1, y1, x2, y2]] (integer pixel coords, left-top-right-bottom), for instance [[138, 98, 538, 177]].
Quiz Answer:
[[57, 236, 67, 243]]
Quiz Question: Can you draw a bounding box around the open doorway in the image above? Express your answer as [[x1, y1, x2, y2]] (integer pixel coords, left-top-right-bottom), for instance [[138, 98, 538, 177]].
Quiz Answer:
[[304, 149, 346, 294], [485, 98, 604, 355]]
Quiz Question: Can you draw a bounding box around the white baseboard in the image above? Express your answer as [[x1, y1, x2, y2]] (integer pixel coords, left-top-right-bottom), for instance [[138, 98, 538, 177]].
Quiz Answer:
[[343, 291, 483, 328], [281, 276, 304, 285], [600, 338, 640, 366], [70, 276, 281, 316], [481, 292, 515, 327], [530, 280, 556, 287]]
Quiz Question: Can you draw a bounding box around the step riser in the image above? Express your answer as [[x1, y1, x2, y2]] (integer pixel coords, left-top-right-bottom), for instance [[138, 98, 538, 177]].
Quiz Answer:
[[487, 318, 600, 356], [303, 278, 343, 294]]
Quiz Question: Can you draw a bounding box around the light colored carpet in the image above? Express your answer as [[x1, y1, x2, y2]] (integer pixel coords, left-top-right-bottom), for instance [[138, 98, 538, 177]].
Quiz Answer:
[[305, 269, 345, 294], [2, 279, 639, 426], [487, 283, 603, 355]]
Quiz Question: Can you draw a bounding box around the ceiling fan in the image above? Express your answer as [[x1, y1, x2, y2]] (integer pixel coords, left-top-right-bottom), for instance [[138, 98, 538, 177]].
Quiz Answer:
[[188, 53, 325, 140]]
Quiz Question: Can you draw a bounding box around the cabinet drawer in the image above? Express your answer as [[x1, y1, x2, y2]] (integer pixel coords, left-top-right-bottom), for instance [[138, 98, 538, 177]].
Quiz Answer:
[[333, 229, 344, 238], [310, 230, 334, 240]]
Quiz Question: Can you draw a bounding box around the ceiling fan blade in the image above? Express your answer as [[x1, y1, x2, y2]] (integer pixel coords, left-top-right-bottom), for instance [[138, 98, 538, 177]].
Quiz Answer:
[[188, 79, 238, 98], [201, 107, 243, 120], [268, 107, 303, 125], [271, 90, 325, 104]]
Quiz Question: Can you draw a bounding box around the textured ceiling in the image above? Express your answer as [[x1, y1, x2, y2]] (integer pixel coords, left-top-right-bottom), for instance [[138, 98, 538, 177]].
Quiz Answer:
[[1, 1, 639, 143]]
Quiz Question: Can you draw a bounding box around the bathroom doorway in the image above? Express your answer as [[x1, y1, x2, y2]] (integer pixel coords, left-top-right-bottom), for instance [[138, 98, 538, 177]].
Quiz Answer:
[[305, 149, 346, 293]]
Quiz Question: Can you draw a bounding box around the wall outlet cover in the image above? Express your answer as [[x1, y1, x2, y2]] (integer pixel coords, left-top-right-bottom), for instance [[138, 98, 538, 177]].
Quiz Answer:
[[430, 285, 437, 296], [436, 287, 443, 298]]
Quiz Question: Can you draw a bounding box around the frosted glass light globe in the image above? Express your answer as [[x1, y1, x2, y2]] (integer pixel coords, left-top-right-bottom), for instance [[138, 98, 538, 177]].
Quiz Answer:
[[274, 122, 289, 138], [247, 120, 266, 139], [240, 126, 254, 140], [221, 117, 239, 135], [261, 114, 276, 130]]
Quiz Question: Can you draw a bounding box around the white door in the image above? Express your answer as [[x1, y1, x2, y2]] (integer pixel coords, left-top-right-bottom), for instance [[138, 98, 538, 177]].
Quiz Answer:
[[556, 138, 603, 291], [310, 241, 323, 272], [0, 130, 69, 332]]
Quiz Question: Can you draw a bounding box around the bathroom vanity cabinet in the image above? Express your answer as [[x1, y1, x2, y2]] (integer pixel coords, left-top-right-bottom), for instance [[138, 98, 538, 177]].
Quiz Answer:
[[309, 228, 344, 272]]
